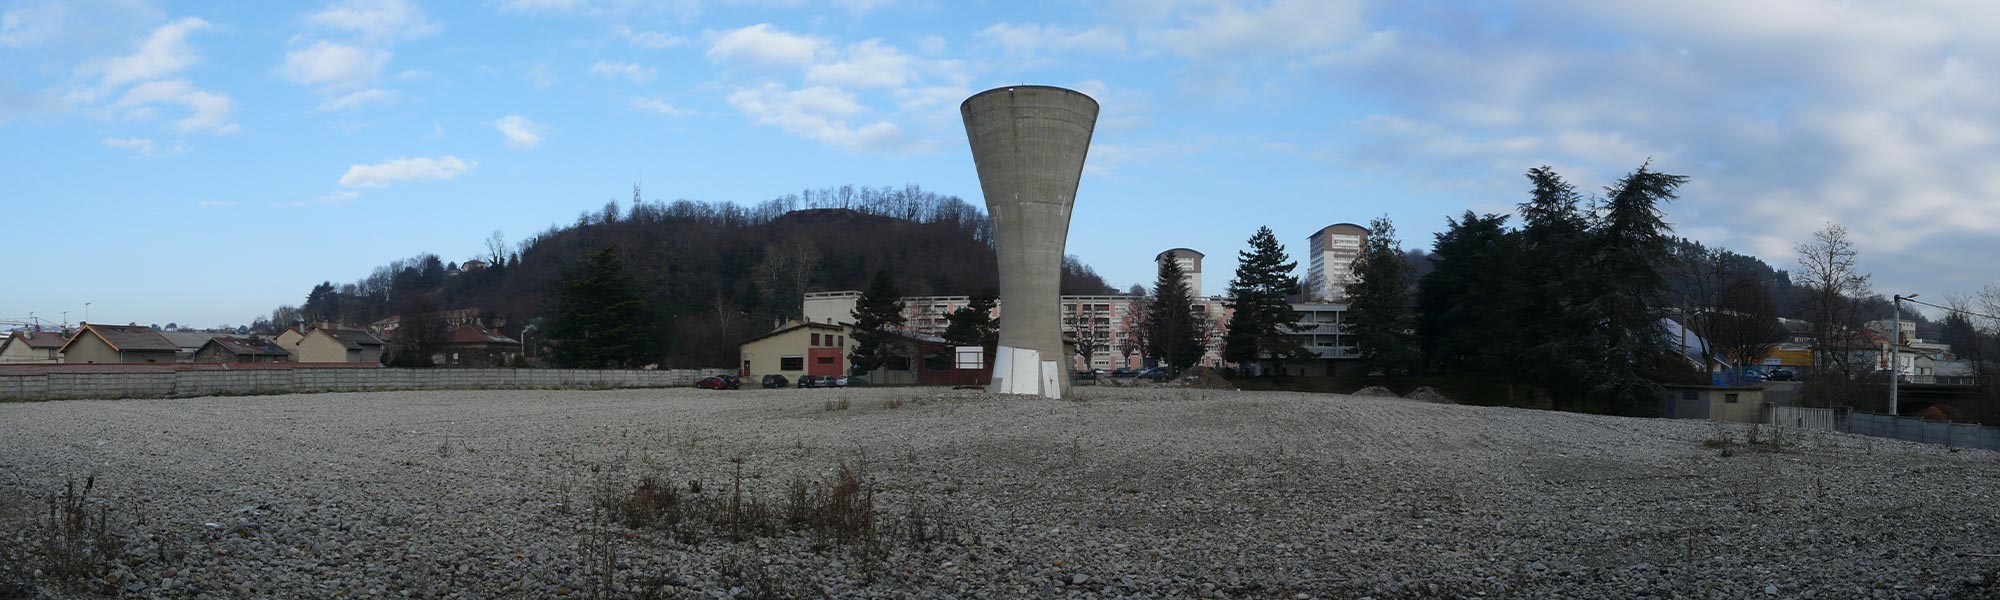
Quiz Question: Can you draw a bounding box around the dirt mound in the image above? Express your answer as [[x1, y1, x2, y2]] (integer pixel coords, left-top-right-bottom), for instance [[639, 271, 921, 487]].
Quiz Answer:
[[1170, 367, 1236, 390], [1404, 386, 1456, 404], [1352, 385, 1398, 397]]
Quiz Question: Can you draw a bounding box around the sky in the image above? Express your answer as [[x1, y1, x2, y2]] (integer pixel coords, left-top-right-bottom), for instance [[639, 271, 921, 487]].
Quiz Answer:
[[3, 0, 1997, 328]]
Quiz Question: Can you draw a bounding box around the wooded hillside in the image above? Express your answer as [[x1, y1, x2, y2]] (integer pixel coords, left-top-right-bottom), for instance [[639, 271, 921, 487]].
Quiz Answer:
[[266, 185, 1117, 367]]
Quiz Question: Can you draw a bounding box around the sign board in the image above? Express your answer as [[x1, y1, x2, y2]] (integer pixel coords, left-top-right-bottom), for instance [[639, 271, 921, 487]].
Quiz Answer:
[[955, 346, 984, 370]]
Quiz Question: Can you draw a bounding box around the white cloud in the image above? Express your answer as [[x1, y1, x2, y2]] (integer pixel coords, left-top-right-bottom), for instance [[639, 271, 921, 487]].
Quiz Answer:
[[489, 114, 546, 149], [612, 24, 684, 49], [82, 16, 211, 88], [499, 0, 589, 11], [319, 88, 398, 110], [978, 23, 1127, 55], [196, 200, 238, 208], [706, 23, 824, 69], [805, 39, 915, 89], [631, 97, 692, 117], [727, 82, 906, 151], [306, 0, 438, 40], [1154, 0, 1368, 60], [103, 136, 184, 156], [315, 190, 360, 204], [338, 155, 476, 188], [279, 41, 389, 88], [112, 79, 236, 133], [588, 60, 656, 83], [522, 63, 557, 89], [0, 2, 65, 47]]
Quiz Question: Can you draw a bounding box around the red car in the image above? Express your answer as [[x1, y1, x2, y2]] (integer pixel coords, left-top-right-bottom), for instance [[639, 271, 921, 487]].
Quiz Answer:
[[695, 375, 740, 390]]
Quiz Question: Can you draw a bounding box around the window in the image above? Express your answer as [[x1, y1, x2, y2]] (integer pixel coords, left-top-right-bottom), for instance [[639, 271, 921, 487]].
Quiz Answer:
[[836, 336, 843, 346], [781, 356, 804, 371], [1724, 393, 1739, 404], [812, 333, 821, 346]]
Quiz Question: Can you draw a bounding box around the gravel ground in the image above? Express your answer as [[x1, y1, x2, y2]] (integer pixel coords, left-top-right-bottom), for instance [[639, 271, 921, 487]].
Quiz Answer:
[[2, 387, 1997, 599]]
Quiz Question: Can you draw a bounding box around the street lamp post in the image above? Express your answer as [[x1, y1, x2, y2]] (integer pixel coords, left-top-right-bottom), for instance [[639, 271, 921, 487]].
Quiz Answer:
[[1890, 293, 1917, 415], [520, 324, 537, 364]]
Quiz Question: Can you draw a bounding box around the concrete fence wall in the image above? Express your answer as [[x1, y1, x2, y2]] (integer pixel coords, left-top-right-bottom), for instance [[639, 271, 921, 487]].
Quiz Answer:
[[1762, 403, 2000, 452], [0, 368, 731, 401]]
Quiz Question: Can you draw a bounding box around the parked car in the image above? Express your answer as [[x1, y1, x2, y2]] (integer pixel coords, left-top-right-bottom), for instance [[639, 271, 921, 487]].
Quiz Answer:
[[830, 375, 853, 387], [695, 375, 740, 390], [1110, 368, 1137, 378], [797, 375, 824, 388], [1135, 367, 1174, 382], [842, 376, 868, 387], [1765, 369, 1796, 381], [761, 374, 789, 388]]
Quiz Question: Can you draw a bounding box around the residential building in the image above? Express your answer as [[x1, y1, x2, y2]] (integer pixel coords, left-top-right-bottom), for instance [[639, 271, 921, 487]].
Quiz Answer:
[[0, 330, 68, 364], [287, 326, 386, 363], [57, 323, 179, 364], [1275, 303, 1356, 376], [1155, 248, 1204, 296], [1305, 223, 1368, 301], [193, 336, 292, 363], [738, 321, 852, 379], [436, 325, 519, 367], [158, 331, 221, 362], [802, 290, 1254, 372]]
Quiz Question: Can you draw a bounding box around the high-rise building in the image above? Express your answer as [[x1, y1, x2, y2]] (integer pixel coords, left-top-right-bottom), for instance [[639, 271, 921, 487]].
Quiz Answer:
[[1154, 248, 1204, 296], [1305, 223, 1369, 301]]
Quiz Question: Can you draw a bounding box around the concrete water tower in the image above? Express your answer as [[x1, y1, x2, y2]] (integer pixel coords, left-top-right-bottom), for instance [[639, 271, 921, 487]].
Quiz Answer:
[[961, 85, 1098, 399]]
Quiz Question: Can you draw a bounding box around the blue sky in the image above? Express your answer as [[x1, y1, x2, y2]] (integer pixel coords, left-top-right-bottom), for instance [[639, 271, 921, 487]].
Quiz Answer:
[[4, 0, 1997, 328]]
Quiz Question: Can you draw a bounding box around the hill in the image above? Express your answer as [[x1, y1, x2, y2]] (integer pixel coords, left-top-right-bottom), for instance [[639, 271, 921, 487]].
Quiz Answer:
[[269, 185, 1116, 367]]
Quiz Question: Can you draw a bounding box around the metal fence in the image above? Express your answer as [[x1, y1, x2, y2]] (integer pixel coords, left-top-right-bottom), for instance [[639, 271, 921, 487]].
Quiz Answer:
[[1761, 403, 2000, 451], [0, 367, 730, 401]]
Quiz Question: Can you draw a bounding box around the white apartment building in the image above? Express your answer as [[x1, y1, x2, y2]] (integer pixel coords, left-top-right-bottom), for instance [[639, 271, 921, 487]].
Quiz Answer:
[[800, 291, 1344, 374], [1305, 223, 1368, 301], [1154, 248, 1204, 296]]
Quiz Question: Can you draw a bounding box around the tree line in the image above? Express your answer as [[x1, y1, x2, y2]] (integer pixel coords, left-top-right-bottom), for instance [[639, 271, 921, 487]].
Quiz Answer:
[[260, 184, 1117, 369]]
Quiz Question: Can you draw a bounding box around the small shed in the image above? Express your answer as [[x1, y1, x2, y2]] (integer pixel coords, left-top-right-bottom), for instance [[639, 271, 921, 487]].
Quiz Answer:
[[1659, 384, 1767, 423]]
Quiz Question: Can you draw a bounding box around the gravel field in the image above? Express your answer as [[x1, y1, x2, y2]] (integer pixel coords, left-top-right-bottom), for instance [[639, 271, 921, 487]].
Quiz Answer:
[[3, 387, 1998, 599]]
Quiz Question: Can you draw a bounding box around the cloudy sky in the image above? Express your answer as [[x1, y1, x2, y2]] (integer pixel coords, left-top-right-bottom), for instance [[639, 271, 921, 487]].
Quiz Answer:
[[3, 0, 1996, 327]]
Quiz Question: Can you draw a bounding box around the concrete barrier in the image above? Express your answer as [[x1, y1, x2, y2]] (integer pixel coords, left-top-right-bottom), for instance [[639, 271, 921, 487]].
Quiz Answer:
[[0, 367, 730, 401]]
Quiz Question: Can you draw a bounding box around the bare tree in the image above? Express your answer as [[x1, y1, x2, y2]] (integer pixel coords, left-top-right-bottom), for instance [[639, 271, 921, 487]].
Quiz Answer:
[[485, 230, 508, 266], [1795, 223, 1873, 378], [1670, 242, 1735, 372], [1709, 276, 1787, 382]]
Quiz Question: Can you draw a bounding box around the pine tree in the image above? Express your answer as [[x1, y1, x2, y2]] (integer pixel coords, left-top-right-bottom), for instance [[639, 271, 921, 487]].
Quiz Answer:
[[1578, 162, 1688, 413], [545, 247, 657, 368], [1345, 215, 1419, 375], [1415, 212, 1522, 377], [1223, 227, 1307, 373], [1514, 167, 1594, 410], [1146, 256, 1207, 371], [943, 291, 999, 351], [847, 270, 907, 374]]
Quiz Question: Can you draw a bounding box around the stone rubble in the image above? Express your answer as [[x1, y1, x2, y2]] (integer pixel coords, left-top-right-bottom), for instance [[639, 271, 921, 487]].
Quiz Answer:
[[1, 387, 1996, 598]]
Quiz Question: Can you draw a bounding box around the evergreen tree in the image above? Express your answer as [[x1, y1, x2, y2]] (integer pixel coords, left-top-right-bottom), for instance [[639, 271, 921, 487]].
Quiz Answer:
[[847, 270, 907, 374], [943, 291, 999, 351], [1222, 227, 1307, 372], [1146, 256, 1207, 371], [1514, 167, 1594, 410], [1415, 212, 1522, 377], [1345, 215, 1420, 375], [1577, 163, 1688, 413], [545, 247, 657, 368]]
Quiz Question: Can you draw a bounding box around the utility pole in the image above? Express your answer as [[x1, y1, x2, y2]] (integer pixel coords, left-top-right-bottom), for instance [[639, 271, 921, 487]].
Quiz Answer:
[[1890, 293, 1916, 415]]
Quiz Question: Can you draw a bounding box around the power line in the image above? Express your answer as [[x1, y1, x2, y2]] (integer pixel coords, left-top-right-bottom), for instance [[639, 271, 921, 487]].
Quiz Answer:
[[1902, 296, 2000, 321]]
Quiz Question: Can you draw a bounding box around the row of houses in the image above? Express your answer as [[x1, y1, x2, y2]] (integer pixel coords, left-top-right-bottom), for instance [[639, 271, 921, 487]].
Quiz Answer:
[[0, 322, 386, 365]]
